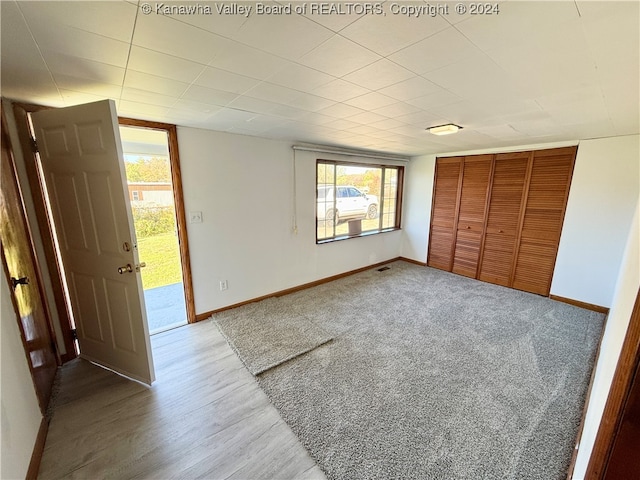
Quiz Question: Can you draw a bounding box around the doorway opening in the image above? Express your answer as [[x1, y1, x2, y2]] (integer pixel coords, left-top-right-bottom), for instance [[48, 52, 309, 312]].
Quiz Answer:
[[119, 125, 187, 334]]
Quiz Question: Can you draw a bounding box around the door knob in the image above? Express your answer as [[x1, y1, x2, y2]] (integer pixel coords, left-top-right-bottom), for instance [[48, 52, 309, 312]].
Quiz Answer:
[[11, 276, 29, 289], [117, 264, 133, 274]]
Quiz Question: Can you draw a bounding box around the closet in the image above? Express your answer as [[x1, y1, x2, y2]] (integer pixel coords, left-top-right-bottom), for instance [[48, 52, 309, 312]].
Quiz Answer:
[[427, 146, 576, 296]]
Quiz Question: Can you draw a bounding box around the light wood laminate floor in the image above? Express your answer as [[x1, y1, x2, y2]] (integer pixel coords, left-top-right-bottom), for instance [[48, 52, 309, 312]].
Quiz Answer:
[[38, 320, 326, 479]]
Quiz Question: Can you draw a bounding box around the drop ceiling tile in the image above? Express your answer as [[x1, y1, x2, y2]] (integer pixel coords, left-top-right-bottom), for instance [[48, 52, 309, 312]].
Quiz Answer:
[[343, 59, 415, 91], [389, 27, 481, 75], [267, 63, 336, 91], [233, 10, 333, 60], [60, 89, 114, 106], [345, 92, 397, 110], [244, 82, 306, 105], [127, 46, 206, 84], [181, 84, 239, 107], [54, 78, 122, 99], [382, 110, 443, 128], [1, 2, 42, 61], [124, 70, 190, 97], [298, 112, 339, 126], [340, 7, 449, 56], [118, 100, 170, 118], [347, 111, 389, 125], [406, 90, 462, 111], [324, 118, 361, 131], [34, 25, 130, 67], [310, 79, 370, 102], [299, 35, 381, 77], [171, 99, 223, 116], [43, 52, 125, 86], [423, 56, 522, 101], [372, 101, 422, 118], [368, 118, 407, 131], [281, 92, 335, 112], [209, 41, 291, 79], [120, 88, 179, 109], [378, 76, 443, 102], [302, 8, 363, 33], [133, 13, 225, 64], [194, 67, 261, 94], [18, 0, 137, 42], [318, 103, 366, 119], [172, 7, 250, 37], [455, 1, 579, 53], [268, 104, 313, 120], [227, 96, 283, 116]]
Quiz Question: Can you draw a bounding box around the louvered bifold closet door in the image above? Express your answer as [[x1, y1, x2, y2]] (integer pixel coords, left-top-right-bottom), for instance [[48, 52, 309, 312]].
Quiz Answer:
[[477, 152, 529, 287], [511, 147, 576, 295], [427, 157, 463, 271], [452, 155, 493, 278]]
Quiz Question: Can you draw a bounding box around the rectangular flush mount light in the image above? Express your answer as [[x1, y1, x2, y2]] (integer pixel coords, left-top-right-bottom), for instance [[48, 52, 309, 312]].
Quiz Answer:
[[427, 124, 462, 135]]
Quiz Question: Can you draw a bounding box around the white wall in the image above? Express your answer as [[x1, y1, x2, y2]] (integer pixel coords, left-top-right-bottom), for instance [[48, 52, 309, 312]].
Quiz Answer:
[[1, 275, 43, 479], [552, 135, 640, 307], [177, 127, 404, 314], [400, 153, 436, 262], [572, 199, 640, 479]]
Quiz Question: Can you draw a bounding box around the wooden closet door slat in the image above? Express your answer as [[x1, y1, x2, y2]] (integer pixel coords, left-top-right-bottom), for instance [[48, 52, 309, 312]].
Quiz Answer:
[[512, 147, 576, 295], [478, 153, 529, 287], [427, 157, 463, 271], [452, 155, 492, 278]]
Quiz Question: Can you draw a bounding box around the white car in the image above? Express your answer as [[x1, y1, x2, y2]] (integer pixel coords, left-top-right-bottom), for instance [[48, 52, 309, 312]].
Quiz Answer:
[[317, 185, 378, 225]]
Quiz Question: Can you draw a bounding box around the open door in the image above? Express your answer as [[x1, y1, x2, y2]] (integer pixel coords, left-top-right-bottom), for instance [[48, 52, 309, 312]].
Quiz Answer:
[[30, 100, 155, 385]]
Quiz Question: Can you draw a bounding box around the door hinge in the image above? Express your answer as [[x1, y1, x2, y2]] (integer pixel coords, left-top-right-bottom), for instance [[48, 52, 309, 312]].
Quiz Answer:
[[71, 328, 78, 340], [30, 137, 39, 153]]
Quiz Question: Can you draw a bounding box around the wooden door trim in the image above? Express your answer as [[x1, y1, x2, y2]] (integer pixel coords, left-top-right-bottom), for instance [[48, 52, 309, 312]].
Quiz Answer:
[[542, 146, 577, 296], [11, 102, 77, 362], [585, 288, 640, 479], [475, 154, 495, 279], [118, 118, 196, 325], [1, 108, 59, 414], [509, 151, 534, 287]]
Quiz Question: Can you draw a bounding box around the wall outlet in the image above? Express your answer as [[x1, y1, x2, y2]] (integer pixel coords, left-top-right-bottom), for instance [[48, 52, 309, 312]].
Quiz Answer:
[[189, 211, 203, 224], [219, 280, 228, 291]]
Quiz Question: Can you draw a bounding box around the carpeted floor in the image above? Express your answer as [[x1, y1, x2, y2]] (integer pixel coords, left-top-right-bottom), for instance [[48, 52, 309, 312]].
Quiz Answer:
[[213, 261, 604, 480]]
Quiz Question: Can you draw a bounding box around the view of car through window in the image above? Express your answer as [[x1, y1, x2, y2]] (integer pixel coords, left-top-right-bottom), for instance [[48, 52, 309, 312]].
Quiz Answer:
[[317, 161, 402, 242]]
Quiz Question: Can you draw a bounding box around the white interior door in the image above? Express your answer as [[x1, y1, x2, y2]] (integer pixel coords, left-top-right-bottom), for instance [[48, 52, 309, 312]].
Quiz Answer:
[[31, 100, 155, 385]]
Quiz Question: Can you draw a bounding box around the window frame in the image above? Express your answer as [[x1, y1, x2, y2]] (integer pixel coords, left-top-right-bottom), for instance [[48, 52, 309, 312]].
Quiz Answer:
[[316, 159, 404, 244]]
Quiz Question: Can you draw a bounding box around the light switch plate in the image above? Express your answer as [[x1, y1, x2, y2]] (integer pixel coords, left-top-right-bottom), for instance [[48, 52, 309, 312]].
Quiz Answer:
[[189, 211, 203, 224]]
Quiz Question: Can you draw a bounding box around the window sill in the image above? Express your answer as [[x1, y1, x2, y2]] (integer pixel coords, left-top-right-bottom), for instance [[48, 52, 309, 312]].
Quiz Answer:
[[316, 227, 401, 245]]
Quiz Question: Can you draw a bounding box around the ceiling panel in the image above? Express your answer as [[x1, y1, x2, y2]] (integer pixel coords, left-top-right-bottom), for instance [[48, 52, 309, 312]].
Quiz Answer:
[[299, 35, 381, 77], [1, 0, 637, 156]]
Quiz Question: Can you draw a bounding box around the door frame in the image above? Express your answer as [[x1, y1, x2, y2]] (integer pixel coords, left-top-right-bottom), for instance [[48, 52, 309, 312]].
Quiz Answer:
[[585, 288, 640, 478], [10, 102, 195, 363], [2, 105, 60, 413], [118, 117, 195, 325]]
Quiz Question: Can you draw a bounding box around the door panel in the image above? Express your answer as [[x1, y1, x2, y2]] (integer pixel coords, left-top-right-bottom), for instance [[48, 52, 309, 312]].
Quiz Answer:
[[511, 148, 575, 296], [31, 100, 155, 385], [478, 154, 529, 286], [1, 114, 58, 413], [452, 155, 492, 278], [427, 157, 462, 270]]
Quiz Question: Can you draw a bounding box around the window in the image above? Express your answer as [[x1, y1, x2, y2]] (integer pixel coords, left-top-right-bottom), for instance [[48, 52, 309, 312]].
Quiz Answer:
[[132, 190, 141, 201], [316, 160, 404, 243]]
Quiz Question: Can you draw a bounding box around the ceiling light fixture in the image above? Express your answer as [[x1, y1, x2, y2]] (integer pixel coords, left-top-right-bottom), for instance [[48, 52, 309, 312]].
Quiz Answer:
[[427, 124, 462, 135]]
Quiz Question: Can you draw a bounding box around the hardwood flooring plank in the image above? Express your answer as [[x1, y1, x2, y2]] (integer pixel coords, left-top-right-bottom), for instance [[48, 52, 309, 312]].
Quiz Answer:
[[38, 322, 325, 480]]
